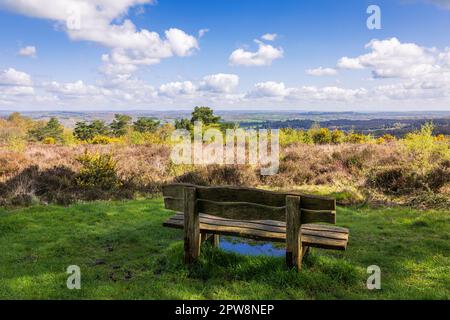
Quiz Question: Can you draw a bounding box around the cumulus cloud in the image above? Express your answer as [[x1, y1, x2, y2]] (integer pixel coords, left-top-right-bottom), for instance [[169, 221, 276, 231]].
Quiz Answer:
[[229, 40, 283, 67], [306, 67, 338, 76], [246, 81, 366, 102], [159, 81, 197, 98], [337, 38, 440, 78], [337, 57, 364, 70], [44, 80, 106, 97], [0, 0, 199, 76], [261, 33, 277, 41], [0, 68, 33, 86], [290, 86, 367, 101], [247, 81, 291, 98], [200, 73, 239, 93], [0, 68, 35, 104], [18, 45, 37, 57]]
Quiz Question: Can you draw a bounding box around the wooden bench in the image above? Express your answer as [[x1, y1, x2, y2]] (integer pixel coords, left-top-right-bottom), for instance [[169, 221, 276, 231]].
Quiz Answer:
[[162, 183, 349, 271]]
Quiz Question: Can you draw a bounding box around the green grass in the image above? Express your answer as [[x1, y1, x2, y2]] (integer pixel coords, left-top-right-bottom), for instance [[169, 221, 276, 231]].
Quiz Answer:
[[0, 199, 449, 300]]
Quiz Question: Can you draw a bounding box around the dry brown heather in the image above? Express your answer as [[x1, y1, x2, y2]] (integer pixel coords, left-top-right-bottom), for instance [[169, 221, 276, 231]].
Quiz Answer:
[[0, 142, 449, 208]]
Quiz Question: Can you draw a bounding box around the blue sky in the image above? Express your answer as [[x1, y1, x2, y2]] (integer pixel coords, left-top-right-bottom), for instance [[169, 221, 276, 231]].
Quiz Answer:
[[0, 0, 450, 111]]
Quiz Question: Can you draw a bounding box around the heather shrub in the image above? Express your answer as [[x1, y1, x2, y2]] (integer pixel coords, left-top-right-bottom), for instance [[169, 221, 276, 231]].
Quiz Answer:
[[0, 166, 39, 206], [426, 161, 450, 192], [35, 166, 78, 205], [368, 165, 417, 194], [0, 151, 28, 180]]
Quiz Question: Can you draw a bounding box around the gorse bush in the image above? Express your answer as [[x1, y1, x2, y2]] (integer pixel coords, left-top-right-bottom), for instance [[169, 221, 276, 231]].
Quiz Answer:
[[310, 127, 332, 145], [402, 122, 450, 175], [42, 137, 56, 145], [90, 135, 122, 145], [76, 151, 122, 191]]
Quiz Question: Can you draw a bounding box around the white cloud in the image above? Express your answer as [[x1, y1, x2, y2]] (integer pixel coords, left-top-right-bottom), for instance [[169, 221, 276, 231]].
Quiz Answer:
[[165, 28, 199, 57], [246, 81, 367, 102], [306, 67, 338, 76], [229, 40, 283, 67], [200, 73, 239, 93], [44, 80, 106, 97], [247, 81, 291, 98], [337, 38, 439, 78], [0, 68, 33, 86], [290, 86, 367, 101], [18, 45, 37, 57], [261, 33, 277, 41], [159, 81, 197, 98], [198, 28, 209, 38], [337, 57, 364, 70], [0, 86, 35, 96], [0, 0, 199, 76]]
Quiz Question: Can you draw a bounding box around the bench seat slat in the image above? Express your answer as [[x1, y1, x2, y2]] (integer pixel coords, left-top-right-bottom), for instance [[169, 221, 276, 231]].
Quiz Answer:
[[163, 214, 349, 250], [163, 216, 286, 242], [168, 214, 287, 234]]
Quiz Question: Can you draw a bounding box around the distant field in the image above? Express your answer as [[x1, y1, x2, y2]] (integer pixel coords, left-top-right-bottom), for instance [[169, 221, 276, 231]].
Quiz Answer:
[[1, 199, 449, 300], [2, 110, 450, 135]]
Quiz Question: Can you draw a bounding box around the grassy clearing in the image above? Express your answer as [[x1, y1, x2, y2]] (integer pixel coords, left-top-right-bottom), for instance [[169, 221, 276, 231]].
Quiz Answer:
[[0, 199, 449, 300]]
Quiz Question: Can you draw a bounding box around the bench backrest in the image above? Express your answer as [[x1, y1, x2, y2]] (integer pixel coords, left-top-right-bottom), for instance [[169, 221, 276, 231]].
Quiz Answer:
[[162, 183, 336, 224]]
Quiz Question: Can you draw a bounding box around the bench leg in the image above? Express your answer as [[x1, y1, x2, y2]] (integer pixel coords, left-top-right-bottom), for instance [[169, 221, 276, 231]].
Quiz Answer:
[[201, 233, 220, 248], [184, 187, 200, 265], [302, 246, 310, 258], [286, 196, 302, 271]]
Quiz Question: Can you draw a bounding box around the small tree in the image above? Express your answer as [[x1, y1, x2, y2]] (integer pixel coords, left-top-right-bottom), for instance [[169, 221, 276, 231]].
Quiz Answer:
[[74, 120, 110, 141], [110, 114, 132, 137], [28, 117, 64, 142], [175, 118, 193, 131], [191, 106, 221, 125], [133, 117, 160, 133]]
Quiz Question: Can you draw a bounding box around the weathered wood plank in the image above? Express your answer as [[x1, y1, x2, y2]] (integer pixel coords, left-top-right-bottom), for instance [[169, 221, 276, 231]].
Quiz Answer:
[[164, 215, 348, 250], [174, 212, 287, 228], [301, 234, 348, 251], [184, 187, 200, 264], [168, 217, 348, 241], [164, 197, 184, 212], [165, 197, 335, 224], [286, 195, 302, 271], [198, 199, 286, 221], [168, 213, 286, 234], [164, 218, 286, 242], [165, 197, 286, 221], [301, 209, 336, 225], [163, 184, 336, 211], [301, 229, 348, 241], [302, 224, 349, 234]]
